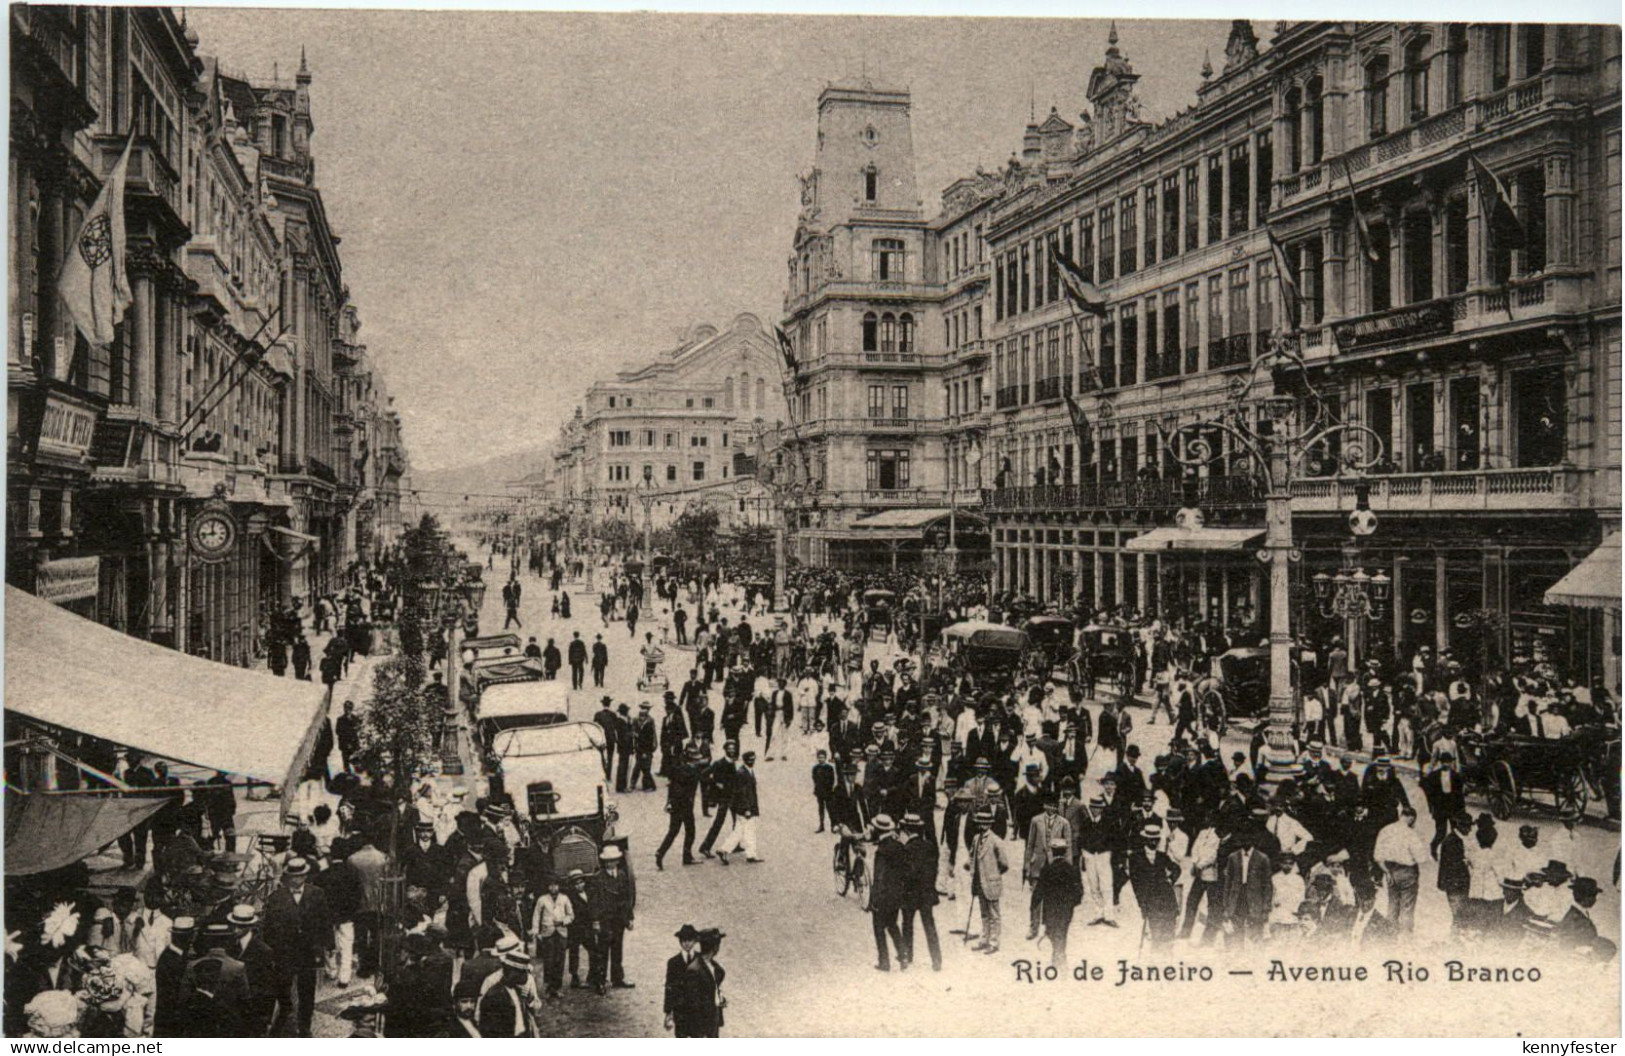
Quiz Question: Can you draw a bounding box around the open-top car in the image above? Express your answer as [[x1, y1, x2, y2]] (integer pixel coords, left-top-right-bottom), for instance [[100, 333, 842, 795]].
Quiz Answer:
[[491, 720, 618, 882]]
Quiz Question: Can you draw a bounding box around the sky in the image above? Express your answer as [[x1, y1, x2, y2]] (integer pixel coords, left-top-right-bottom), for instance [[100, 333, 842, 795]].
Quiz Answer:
[[185, 8, 1236, 472]]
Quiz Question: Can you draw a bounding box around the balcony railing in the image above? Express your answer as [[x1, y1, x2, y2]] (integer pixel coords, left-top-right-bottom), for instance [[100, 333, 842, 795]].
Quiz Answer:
[[1289, 468, 1576, 512], [995, 385, 1021, 410], [1033, 376, 1064, 403], [1145, 350, 1182, 382], [985, 474, 1262, 512]]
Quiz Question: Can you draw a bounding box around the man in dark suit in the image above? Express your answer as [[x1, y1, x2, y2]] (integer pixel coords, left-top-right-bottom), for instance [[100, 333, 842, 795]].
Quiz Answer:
[[672, 930, 727, 1037], [663, 925, 701, 1034], [262, 857, 332, 1037], [1220, 840, 1272, 947], [679, 670, 708, 734], [632, 702, 659, 791], [900, 755, 937, 843], [178, 922, 253, 1037], [228, 903, 281, 1036], [812, 750, 838, 833], [827, 761, 869, 833], [587, 846, 637, 993], [1490, 876, 1537, 944], [614, 704, 636, 793], [657, 745, 704, 869], [659, 694, 688, 777], [593, 698, 620, 779], [119, 752, 159, 867], [868, 816, 907, 971], [1420, 751, 1467, 854], [1554, 876, 1606, 956], [698, 742, 739, 858], [154, 915, 196, 1038], [591, 634, 611, 688], [335, 699, 362, 774], [1436, 812, 1473, 931], [568, 632, 589, 690]]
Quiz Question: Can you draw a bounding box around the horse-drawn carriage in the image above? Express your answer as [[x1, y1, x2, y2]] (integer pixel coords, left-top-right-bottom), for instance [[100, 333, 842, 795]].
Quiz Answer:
[[863, 589, 897, 642], [1075, 623, 1136, 698], [1021, 615, 1075, 678], [1458, 724, 1620, 820], [941, 620, 1029, 692]]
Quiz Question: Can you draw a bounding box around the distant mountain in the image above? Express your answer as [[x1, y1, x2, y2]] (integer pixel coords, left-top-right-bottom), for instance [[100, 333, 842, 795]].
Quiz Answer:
[[411, 445, 553, 507]]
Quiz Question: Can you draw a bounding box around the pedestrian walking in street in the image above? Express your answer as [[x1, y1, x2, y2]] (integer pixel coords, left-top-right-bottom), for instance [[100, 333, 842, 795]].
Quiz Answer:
[[586, 846, 636, 995], [632, 702, 658, 791], [531, 875, 573, 998], [965, 808, 1008, 954], [663, 925, 700, 1035], [592, 634, 610, 688], [1031, 837, 1081, 969], [657, 745, 704, 869], [715, 751, 762, 862], [671, 929, 727, 1037], [568, 631, 588, 690], [262, 857, 332, 1037], [868, 815, 907, 971], [335, 699, 361, 774]]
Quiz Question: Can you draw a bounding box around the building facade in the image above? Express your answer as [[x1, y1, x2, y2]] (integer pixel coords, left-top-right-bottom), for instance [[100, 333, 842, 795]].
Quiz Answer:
[[8, 7, 411, 667], [550, 314, 784, 537], [781, 20, 1621, 682]]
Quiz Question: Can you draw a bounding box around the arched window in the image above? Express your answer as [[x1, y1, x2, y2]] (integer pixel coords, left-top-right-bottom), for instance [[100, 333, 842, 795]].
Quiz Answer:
[[898, 313, 915, 354], [872, 238, 905, 281], [862, 312, 878, 352], [1365, 55, 1391, 139], [1443, 26, 1468, 108], [1403, 37, 1430, 123], [1283, 86, 1303, 172], [740, 371, 750, 411], [879, 313, 897, 354], [756, 377, 766, 409], [864, 166, 878, 202], [724, 376, 734, 409], [1305, 77, 1325, 164]]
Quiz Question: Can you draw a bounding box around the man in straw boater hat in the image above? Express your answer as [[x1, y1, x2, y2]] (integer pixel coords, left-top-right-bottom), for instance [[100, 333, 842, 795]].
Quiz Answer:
[[477, 945, 539, 1037]]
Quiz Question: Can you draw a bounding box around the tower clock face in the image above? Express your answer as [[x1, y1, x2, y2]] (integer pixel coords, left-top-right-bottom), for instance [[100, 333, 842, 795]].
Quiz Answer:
[[191, 511, 237, 558]]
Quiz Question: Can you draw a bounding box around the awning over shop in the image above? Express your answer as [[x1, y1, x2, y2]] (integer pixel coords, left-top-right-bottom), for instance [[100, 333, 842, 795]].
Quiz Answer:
[[4, 586, 329, 785], [1124, 526, 1266, 552], [4, 790, 165, 876], [1544, 533, 1622, 610], [267, 525, 318, 546]]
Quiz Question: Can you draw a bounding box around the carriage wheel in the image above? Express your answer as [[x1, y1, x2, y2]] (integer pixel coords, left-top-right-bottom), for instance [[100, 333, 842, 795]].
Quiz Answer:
[[1491, 760, 1518, 821], [832, 842, 851, 896], [1557, 770, 1589, 817]]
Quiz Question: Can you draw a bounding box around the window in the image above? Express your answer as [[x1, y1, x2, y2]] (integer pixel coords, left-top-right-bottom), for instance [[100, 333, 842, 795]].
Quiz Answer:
[[1019, 244, 1031, 313], [994, 255, 1005, 322], [1183, 165, 1200, 251], [1184, 283, 1200, 374], [1521, 25, 1546, 79], [1034, 236, 1046, 308], [868, 385, 886, 418], [1513, 365, 1565, 467], [693, 461, 706, 482], [1079, 215, 1096, 283], [880, 313, 897, 354], [1143, 185, 1158, 268], [1119, 302, 1138, 387], [609, 464, 629, 482], [1162, 174, 1181, 260], [1368, 221, 1392, 312], [690, 434, 708, 447], [702, 397, 714, 408], [1256, 257, 1275, 334], [1445, 195, 1470, 294], [892, 385, 908, 420], [1099, 204, 1116, 282], [1488, 24, 1512, 91], [1006, 254, 1019, 317], [1206, 155, 1224, 243], [1404, 37, 1431, 123], [665, 432, 678, 447], [1402, 209, 1433, 304], [864, 166, 878, 202], [1019, 334, 1031, 401], [1284, 87, 1303, 172], [1162, 291, 1181, 375], [1366, 56, 1391, 139], [1305, 78, 1325, 165], [1299, 237, 1324, 325], [862, 312, 878, 352], [1099, 309, 1117, 389], [1518, 166, 1547, 276], [1254, 130, 1272, 224], [1444, 27, 1467, 108], [1227, 142, 1251, 235], [867, 449, 911, 490], [873, 238, 905, 281], [1365, 389, 1394, 469], [1449, 376, 1481, 470], [609, 429, 632, 447], [1228, 268, 1250, 338], [1046, 231, 1061, 304], [1120, 194, 1138, 275], [1207, 274, 1224, 366]]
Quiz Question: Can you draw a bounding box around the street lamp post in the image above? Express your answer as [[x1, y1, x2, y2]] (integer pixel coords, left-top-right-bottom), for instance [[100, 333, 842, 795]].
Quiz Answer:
[[444, 565, 489, 751], [1159, 339, 1385, 787], [637, 464, 659, 568]]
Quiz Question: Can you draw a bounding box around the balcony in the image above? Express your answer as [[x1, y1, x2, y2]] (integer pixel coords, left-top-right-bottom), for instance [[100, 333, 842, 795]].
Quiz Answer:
[[985, 474, 1262, 513], [995, 386, 1021, 410], [97, 135, 185, 237], [947, 260, 991, 291], [1033, 376, 1066, 403], [1289, 468, 1582, 514], [799, 417, 926, 438], [1145, 349, 1183, 383], [1278, 75, 1552, 212]]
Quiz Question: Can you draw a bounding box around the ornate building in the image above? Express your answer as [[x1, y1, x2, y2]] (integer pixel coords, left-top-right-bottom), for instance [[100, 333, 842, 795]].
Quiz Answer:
[[780, 20, 1621, 684], [8, 7, 411, 667]]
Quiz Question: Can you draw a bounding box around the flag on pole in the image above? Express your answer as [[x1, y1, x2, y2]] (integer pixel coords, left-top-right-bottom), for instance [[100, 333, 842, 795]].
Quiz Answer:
[[1052, 247, 1109, 318], [1266, 227, 1302, 331], [57, 135, 135, 363], [1063, 392, 1090, 449], [1339, 161, 1380, 264], [1468, 150, 1527, 251], [774, 324, 799, 376]]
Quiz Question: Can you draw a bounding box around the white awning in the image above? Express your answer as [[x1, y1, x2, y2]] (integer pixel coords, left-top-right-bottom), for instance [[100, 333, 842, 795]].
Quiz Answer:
[[1545, 533, 1622, 610], [4, 586, 329, 786], [1124, 526, 1266, 552]]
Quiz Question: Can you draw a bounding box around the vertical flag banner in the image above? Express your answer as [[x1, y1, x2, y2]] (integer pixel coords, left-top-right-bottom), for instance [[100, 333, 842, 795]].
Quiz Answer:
[[58, 135, 135, 365]]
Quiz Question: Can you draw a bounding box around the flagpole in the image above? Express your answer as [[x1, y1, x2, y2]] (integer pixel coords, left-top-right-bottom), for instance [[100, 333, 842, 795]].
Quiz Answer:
[[183, 319, 291, 441], [179, 302, 284, 433]]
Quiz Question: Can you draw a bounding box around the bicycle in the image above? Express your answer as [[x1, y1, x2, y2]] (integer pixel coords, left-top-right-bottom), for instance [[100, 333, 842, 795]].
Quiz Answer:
[[831, 825, 871, 907]]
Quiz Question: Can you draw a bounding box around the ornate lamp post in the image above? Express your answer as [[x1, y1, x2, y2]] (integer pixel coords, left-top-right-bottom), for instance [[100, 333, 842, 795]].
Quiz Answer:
[[1159, 339, 1386, 785], [637, 464, 660, 568]]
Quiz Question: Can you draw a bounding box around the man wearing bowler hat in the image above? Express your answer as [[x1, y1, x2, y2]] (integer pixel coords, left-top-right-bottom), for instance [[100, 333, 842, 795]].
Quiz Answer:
[[664, 925, 701, 1034], [262, 856, 332, 1037]]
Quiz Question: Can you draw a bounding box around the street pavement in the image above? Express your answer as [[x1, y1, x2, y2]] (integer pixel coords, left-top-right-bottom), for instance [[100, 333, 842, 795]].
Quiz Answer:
[[402, 558, 1621, 1037]]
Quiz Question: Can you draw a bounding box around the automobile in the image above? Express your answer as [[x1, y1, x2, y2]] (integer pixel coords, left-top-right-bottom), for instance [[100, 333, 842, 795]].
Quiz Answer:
[[491, 721, 617, 881], [459, 655, 548, 714], [1194, 646, 1301, 729], [458, 633, 524, 666], [477, 677, 574, 748], [863, 589, 897, 642], [941, 619, 1029, 688]]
